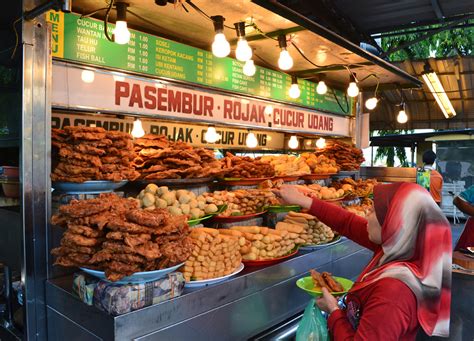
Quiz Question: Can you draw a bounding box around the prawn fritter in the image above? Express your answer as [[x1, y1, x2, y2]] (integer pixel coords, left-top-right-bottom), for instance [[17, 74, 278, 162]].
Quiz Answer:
[[133, 242, 162, 260], [107, 218, 156, 234], [124, 233, 152, 248], [59, 240, 97, 254], [72, 144, 106, 156], [51, 214, 68, 227], [67, 224, 102, 238], [106, 130, 131, 140], [63, 232, 102, 247], [54, 252, 92, 266], [107, 261, 142, 275], [90, 250, 146, 264], [155, 232, 185, 244], [125, 208, 169, 228], [58, 147, 102, 167], [102, 241, 135, 254], [159, 215, 188, 235], [59, 197, 112, 218], [159, 237, 193, 264]]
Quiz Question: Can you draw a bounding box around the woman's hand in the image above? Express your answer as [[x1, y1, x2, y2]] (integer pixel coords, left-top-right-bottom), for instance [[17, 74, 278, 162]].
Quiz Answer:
[[274, 185, 312, 209], [316, 287, 339, 314]]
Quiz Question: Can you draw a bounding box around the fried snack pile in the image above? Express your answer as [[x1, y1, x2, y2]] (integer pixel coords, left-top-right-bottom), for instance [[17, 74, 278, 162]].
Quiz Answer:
[[51, 193, 193, 281], [51, 127, 139, 183], [226, 226, 297, 261], [344, 197, 374, 217], [314, 141, 364, 171], [300, 153, 339, 174], [295, 184, 345, 200], [279, 211, 335, 246], [137, 184, 218, 220], [310, 270, 344, 292], [220, 152, 275, 178], [202, 189, 279, 216], [331, 178, 378, 198], [259, 155, 310, 176], [182, 228, 242, 282], [133, 134, 222, 180]]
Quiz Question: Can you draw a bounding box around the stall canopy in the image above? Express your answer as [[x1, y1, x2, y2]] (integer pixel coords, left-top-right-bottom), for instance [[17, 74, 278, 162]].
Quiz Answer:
[[71, 0, 420, 91], [371, 128, 474, 147]]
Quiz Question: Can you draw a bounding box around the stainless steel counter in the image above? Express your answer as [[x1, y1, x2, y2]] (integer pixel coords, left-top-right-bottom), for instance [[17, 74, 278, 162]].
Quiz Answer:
[[45, 238, 373, 341]]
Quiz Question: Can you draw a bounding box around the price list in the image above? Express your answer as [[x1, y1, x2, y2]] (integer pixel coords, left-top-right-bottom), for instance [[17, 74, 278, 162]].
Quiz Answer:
[[52, 12, 350, 116]]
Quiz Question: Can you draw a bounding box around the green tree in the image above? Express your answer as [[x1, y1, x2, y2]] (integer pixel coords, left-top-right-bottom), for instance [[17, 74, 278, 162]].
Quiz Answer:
[[373, 130, 411, 167], [381, 21, 474, 61]]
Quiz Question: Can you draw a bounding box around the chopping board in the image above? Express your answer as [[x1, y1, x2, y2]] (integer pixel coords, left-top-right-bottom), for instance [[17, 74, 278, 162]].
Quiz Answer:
[[453, 251, 474, 271]]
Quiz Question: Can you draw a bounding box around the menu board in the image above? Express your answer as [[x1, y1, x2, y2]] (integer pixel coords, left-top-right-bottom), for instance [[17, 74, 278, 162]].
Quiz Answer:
[[47, 11, 351, 116]]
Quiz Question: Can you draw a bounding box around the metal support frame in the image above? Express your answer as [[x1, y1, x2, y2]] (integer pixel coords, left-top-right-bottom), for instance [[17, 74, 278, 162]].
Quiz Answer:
[[229, 25, 305, 44], [21, 1, 52, 339]]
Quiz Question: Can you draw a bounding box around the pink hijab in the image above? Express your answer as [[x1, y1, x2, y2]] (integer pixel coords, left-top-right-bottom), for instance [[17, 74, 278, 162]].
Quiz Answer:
[[353, 183, 452, 337]]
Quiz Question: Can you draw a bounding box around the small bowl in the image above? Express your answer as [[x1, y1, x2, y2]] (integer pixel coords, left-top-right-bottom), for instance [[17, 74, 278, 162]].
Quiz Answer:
[[2, 183, 20, 198], [1, 166, 19, 178]]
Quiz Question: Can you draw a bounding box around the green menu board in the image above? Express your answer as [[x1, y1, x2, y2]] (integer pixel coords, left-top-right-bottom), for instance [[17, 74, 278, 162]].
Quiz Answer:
[[47, 11, 351, 116]]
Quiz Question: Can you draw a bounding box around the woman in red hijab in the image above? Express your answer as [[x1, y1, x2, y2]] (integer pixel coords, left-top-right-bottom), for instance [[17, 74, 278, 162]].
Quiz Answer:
[[278, 183, 452, 340]]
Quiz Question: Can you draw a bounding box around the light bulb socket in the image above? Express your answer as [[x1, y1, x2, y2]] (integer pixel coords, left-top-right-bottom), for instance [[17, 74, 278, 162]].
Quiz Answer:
[[278, 35, 287, 49], [349, 73, 357, 83], [115, 2, 129, 21], [291, 76, 298, 85], [235, 22, 246, 38], [422, 62, 434, 75], [211, 15, 225, 33]]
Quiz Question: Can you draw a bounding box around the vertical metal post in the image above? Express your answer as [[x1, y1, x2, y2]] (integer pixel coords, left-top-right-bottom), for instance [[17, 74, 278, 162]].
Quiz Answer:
[[354, 93, 363, 148], [21, 1, 51, 339]]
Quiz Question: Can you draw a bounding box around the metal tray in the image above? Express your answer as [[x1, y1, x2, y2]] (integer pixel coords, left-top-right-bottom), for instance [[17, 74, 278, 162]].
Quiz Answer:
[[135, 177, 214, 186], [52, 180, 128, 194]]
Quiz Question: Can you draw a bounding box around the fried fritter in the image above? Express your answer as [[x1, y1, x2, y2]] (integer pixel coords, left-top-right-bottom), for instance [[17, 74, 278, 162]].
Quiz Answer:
[[123, 233, 152, 247], [59, 197, 112, 218], [63, 232, 102, 247], [125, 209, 169, 228], [67, 224, 102, 238], [107, 218, 156, 234], [159, 237, 193, 264], [133, 242, 162, 260], [58, 147, 102, 167]]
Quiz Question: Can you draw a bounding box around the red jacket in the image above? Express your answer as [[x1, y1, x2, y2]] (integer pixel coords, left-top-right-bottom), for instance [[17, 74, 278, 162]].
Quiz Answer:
[[309, 199, 419, 340]]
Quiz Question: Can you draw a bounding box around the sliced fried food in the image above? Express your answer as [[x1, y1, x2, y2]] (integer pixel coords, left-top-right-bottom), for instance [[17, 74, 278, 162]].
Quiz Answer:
[[322, 272, 344, 292], [310, 269, 330, 290]]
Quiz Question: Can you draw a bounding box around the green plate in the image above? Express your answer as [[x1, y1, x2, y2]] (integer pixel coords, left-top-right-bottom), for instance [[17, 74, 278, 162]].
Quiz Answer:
[[265, 205, 301, 213], [296, 276, 353, 297]]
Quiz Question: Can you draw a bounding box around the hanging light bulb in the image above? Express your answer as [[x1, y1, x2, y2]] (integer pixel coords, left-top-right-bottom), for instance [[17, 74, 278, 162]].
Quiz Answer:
[[243, 59, 256, 76], [234, 22, 252, 62], [365, 97, 378, 110], [288, 135, 299, 149], [81, 70, 95, 83], [246, 131, 258, 148], [397, 104, 408, 123], [211, 16, 230, 58], [264, 105, 273, 116], [289, 76, 301, 99], [205, 126, 220, 143], [316, 137, 326, 149], [347, 74, 359, 97], [316, 80, 327, 95], [131, 118, 145, 138], [113, 3, 131, 45], [277, 35, 293, 70]]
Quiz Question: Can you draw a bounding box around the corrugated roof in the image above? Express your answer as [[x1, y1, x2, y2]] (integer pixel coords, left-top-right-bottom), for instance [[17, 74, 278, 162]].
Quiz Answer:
[[369, 56, 474, 130]]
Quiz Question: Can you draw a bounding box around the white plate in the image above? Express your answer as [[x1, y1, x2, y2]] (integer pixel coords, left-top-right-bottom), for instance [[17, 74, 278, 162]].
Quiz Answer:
[[185, 263, 244, 288], [80, 262, 184, 284], [299, 236, 343, 250], [52, 180, 128, 194]]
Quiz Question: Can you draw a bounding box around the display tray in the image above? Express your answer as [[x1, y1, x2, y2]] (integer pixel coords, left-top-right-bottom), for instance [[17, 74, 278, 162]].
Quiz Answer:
[[271, 175, 300, 182], [52, 180, 128, 194], [184, 263, 244, 288], [336, 171, 359, 176], [300, 173, 336, 180], [80, 262, 184, 284], [265, 205, 301, 213], [296, 276, 353, 297], [211, 210, 266, 223], [299, 235, 342, 250], [219, 177, 270, 186], [243, 249, 299, 266], [135, 177, 214, 186]]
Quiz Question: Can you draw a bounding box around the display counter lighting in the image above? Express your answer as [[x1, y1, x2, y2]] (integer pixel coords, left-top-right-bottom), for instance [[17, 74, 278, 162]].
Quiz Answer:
[[365, 97, 378, 110], [347, 74, 359, 97], [316, 80, 327, 95], [211, 16, 230, 58], [421, 65, 456, 118], [289, 76, 301, 99], [397, 104, 408, 124], [113, 2, 130, 45], [316, 137, 326, 149], [246, 131, 258, 148], [81, 70, 95, 83], [204, 126, 221, 143], [243, 59, 256, 76], [288, 135, 299, 149], [235, 22, 252, 62], [278, 35, 293, 71], [131, 118, 145, 138]]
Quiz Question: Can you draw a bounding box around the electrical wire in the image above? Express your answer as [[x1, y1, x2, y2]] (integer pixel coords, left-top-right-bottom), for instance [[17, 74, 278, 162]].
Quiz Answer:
[[330, 87, 350, 114], [104, 0, 115, 42], [80, 7, 109, 19], [185, 0, 234, 29], [10, 17, 21, 59]]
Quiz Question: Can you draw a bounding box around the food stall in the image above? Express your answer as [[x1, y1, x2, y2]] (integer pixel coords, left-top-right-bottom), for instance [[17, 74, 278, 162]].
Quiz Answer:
[[10, 0, 421, 339]]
